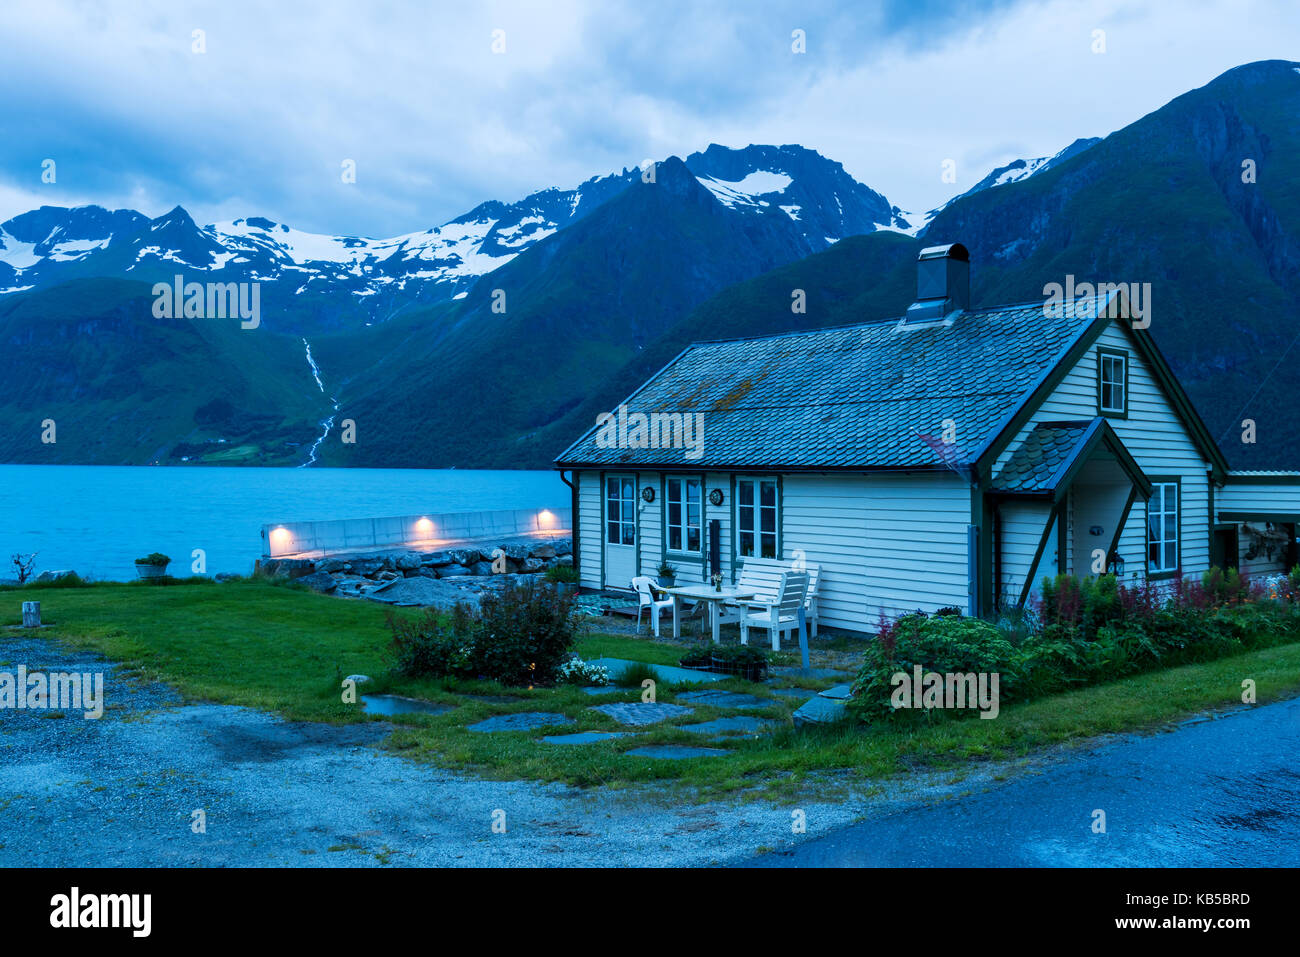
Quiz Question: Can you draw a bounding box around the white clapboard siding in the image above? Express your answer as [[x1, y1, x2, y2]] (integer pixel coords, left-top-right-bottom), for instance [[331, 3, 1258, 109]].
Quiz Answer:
[[1217, 479, 1300, 515], [993, 321, 1212, 579], [637, 471, 660, 580], [999, 501, 1055, 604], [706, 472, 734, 583], [862, 471, 971, 621], [577, 470, 603, 590], [781, 474, 871, 630]]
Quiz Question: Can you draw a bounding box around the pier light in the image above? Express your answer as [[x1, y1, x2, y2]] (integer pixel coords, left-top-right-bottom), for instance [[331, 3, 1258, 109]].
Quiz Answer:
[[415, 517, 434, 539], [537, 509, 555, 529], [270, 527, 293, 553]]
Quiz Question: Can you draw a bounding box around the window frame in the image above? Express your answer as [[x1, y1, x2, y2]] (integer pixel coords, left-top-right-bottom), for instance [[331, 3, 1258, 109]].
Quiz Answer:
[[604, 474, 636, 547], [1096, 346, 1130, 419], [1146, 478, 1181, 579], [734, 475, 781, 562], [663, 475, 704, 556]]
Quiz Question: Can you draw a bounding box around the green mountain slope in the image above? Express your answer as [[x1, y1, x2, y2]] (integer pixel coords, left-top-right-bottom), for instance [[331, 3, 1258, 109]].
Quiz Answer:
[[0, 279, 331, 464]]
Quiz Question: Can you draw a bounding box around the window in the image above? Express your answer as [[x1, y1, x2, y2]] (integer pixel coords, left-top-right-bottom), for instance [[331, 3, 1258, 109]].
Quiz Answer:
[[665, 477, 702, 553], [1098, 348, 1128, 416], [736, 478, 779, 559], [1147, 481, 1179, 574], [605, 476, 635, 545]]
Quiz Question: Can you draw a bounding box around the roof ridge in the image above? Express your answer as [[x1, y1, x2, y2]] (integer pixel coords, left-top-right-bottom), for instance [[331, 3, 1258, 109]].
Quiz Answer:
[[685, 292, 1116, 348]]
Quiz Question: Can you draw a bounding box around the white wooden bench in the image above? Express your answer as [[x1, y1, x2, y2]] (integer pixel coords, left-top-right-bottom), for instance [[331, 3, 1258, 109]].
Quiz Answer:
[[718, 557, 821, 642]]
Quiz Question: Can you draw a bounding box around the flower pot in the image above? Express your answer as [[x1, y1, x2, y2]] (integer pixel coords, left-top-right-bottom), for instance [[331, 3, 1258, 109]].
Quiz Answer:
[[134, 563, 169, 580], [657, 575, 675, 588]]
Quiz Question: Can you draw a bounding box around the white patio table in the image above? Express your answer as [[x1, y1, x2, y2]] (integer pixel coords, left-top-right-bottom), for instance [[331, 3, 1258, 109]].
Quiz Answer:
[[659, 583, 758, 643]]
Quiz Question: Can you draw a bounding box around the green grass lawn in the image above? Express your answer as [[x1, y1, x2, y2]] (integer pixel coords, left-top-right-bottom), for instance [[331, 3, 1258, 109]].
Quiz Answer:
[[7, 580, 1300, 799]]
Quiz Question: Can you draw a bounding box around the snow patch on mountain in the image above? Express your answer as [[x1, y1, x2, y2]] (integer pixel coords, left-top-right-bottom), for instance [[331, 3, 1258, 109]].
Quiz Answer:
[[696, 170, 794, 208]]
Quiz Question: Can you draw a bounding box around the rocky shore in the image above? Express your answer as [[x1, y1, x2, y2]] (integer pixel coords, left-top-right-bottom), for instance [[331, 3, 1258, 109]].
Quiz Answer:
[[258, 536, 574, 609]]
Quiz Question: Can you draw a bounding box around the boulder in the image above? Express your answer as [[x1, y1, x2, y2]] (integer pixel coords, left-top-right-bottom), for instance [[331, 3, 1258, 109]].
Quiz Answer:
[[297, 571, 339, 594], [420, 551, 455, 567], [376, 570, 401, 581], [520, 557, 546, 574], [502, 543, 531, 562], [317, 558, 348, 574], [554, 555, 574, 567], [470, 561, 496, 577], [554, 539, 573, 557], [262, 558, 315, 578], [448, 548, 479, 566], [394, 552, 422, 571], [349, 559, 385, 577], [436, 564, 472, 578], [529, 544, 557, 560], [35, 570, 77, 582]]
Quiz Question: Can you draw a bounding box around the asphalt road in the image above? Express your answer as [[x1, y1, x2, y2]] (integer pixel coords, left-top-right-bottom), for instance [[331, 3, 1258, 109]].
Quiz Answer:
[[744, 696, 1300, 867]]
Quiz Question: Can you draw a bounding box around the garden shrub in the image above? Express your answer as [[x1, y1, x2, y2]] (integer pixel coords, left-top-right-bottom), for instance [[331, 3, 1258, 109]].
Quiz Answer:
[[849, 615, 1015, 722], [473, 579, 579, 685], [385, 580, 579, 685], [386, 603, 476, 679]]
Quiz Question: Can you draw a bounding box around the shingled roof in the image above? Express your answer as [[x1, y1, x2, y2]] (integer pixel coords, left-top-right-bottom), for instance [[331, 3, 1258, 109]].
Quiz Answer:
[[556, 294, 1120, 471], [990, 422, 1094, 494]]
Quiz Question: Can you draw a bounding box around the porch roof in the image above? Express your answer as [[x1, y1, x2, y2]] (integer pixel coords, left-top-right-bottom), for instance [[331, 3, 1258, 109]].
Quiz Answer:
[[990, 417, 1152, 501]]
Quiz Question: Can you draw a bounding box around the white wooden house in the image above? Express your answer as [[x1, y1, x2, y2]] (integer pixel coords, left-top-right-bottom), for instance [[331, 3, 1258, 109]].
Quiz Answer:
[[555, 243, 1300, 634]]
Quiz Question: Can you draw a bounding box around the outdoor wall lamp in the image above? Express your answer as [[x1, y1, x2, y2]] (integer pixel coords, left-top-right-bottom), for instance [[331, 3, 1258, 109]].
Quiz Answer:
[[1089, 525, 1104, 536], [641, 486, 655, 503], [709, 488, 724, 506]]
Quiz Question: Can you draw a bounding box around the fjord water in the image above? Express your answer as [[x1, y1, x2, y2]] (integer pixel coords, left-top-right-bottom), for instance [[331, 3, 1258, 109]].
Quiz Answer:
[[0, 465, 566, 580]]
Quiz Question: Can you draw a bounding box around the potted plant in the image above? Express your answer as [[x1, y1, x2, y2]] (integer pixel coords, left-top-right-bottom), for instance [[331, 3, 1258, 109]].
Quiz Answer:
[[656, 560, 678, 589], [134, 552, 172, 580], [543, 563, 579, 597]]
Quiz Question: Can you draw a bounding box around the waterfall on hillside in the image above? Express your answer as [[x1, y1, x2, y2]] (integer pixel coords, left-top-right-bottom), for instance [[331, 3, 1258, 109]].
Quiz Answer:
[[300, 338, 339, 468]]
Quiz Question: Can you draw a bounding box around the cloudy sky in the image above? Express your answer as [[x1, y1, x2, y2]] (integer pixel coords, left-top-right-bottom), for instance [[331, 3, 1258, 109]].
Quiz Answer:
[[0, 0, 1296, 237]]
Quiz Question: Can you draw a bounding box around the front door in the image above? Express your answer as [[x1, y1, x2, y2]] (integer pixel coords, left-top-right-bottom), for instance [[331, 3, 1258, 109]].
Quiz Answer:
[[603, 474, 637, 589]]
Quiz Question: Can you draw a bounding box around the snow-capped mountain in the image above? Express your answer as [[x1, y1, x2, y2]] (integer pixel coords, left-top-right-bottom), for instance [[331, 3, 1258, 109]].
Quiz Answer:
[[898, 137, 1103, 238], [0, 144, 910, 328]]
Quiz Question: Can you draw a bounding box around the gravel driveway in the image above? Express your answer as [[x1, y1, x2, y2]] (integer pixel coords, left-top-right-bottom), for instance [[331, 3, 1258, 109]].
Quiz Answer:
[[0, 634, 883, 866]]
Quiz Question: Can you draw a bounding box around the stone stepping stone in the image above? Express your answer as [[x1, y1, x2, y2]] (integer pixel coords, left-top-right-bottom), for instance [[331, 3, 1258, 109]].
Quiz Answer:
[[540, 731, 633, 745], [818, 683, 854, 700], [467, 712, 575, 733], [589, 701, 693, 726], [586, 658, 725, 685], [580, 686, 625, 696], [769, 687, 817, 700], [360, 694, 453, 717], [625, 745, 727, 760], [792, 696, 849, 726], [676, 690, 768, 709], [680, 716, 778, 736]]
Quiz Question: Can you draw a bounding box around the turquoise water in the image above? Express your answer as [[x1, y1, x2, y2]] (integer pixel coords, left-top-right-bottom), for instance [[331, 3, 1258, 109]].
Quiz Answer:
[[0, 465, 566, 580]]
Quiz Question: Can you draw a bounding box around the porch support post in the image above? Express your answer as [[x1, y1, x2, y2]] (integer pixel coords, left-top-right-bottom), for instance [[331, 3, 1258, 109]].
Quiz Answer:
[[1018, 503, 1062, 610]]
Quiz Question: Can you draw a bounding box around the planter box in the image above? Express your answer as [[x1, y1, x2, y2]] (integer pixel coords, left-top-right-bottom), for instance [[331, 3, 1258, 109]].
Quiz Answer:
[[657, 576, 676, 588], [134, 563, 169, 580]]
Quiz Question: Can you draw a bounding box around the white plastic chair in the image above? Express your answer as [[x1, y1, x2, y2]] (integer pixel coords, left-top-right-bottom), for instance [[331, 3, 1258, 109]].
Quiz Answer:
[[739, 571, 809, 651], [631, 575, 674, 637]]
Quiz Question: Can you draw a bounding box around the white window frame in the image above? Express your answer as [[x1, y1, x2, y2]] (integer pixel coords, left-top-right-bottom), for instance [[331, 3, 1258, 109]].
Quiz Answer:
[[605, 476, 635, 546], [1147, 481, 1179, 574], [665, 476, 703, 555], [1099, 352, 1127, 415], [736, 477, 779, 560]]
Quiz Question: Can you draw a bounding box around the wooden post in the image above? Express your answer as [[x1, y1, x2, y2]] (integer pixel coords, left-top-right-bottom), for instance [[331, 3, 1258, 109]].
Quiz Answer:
[[21, 601, 40, 628]]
